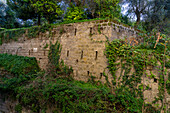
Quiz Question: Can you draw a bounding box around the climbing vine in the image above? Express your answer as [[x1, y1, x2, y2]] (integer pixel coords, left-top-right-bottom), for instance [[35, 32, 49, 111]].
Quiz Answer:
[[47, 40, 73, 78], [105, 32, 169, 112]]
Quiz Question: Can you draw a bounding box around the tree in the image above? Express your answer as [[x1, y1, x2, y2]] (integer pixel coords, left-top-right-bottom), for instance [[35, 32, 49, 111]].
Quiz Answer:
[[30, 0, 63, 24], [143, 0, 169, 35], [63, 0, 121, 19], [94, 0, 121, 19], [64, 4, 86, 21], [7, 0, 37, 22], [121, 0, 151, 27], [0, 1, 20, 28], [7, 0, 63, 25]]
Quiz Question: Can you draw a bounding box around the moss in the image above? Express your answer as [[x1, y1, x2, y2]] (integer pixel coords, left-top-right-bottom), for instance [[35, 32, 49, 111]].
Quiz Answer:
[[102, 23, 107, 26], [108, 22, 112, 26]]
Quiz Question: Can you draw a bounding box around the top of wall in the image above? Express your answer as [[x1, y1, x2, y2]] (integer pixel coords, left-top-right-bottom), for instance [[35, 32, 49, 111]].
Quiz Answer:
[[0, 19, 141, 45]]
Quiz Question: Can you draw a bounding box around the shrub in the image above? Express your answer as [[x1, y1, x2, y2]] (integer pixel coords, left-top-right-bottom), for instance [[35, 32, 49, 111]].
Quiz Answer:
[[0, 54, 40, 75]]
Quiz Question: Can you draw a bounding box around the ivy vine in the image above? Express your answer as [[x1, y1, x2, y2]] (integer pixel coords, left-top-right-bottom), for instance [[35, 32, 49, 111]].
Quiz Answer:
[[105, 32, 169, 112]]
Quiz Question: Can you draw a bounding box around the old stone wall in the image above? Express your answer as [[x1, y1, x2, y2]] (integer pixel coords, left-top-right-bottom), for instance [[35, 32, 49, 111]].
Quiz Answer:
[[0, 20, 169, 109], [0, 95, 8, 113], [0, 20, 138, 81]]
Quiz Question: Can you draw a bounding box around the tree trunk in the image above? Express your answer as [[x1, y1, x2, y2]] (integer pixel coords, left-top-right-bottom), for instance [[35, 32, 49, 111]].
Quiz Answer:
[[135, 8, 141, 28], [163, 44, 167, 113], [48, 20, 50, 24], [38, 14, 41, 26], [136, 13, 140, 24], [69, 0, 72, 5], [142, 54, 145, 113]]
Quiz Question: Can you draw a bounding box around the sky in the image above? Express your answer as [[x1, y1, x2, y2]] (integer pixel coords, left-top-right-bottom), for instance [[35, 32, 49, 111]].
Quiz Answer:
[[0, 0, 6, 4], [121, 3, 137, 21]]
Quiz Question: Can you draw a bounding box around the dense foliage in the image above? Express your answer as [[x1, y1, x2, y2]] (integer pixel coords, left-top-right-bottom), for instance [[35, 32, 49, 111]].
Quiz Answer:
[[95, 0, 121, 20], [64, 5, 86, 21], [7, 0, 37, 21], [0, 54, 40, 93], [30, 0, 63, 24], [0, 54, 40, 75]]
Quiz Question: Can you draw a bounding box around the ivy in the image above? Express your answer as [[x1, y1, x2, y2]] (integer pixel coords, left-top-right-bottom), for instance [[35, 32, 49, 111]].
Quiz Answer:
[[105, 32, 169, 112], [47, 40, 73, 78]]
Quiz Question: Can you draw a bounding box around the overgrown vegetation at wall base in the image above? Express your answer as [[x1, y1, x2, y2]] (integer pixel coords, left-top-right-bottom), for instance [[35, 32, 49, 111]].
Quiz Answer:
[[0, 69, 159, 113]]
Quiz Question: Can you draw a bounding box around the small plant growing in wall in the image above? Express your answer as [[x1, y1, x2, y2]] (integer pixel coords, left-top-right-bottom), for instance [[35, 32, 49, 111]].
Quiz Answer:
[[43, 43, 49, 49], [47, 41, 73, 78], [15, 104, 22, 113], [98, 24, 102, 34]]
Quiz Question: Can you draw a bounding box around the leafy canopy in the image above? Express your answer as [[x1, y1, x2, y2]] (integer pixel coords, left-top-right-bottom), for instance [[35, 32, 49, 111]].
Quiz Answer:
[[30, 0, 63, 24], [64, 4, 86, 21], [95, 0, 121, 19], [0, 1, 19, 28], [7, 0, 37, 21]]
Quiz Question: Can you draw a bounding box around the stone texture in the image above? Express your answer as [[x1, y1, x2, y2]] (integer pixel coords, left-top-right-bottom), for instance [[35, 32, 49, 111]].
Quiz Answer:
[[0, 20, 169, 110]]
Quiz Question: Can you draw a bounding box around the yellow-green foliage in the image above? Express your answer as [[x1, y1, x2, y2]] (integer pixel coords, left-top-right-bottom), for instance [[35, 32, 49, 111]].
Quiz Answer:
[[64, 5, 86, 21]]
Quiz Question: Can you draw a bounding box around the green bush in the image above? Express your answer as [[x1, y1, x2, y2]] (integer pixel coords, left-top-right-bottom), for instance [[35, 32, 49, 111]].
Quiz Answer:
[[0, 54, 40, 75]]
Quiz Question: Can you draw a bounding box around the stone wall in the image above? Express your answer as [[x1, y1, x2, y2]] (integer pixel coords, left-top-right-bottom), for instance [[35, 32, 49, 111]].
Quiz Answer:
[[0, 20, 169, 110], [0, 95, 8, 113], [0, 20, 138, 82]]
